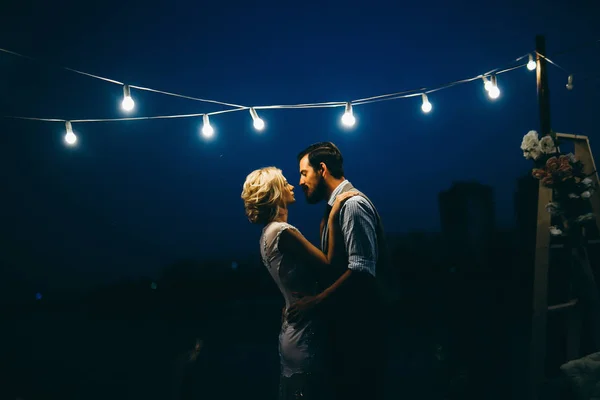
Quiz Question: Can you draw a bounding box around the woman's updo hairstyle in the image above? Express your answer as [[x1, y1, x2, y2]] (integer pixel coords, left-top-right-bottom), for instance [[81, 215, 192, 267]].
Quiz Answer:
[[241, 167, 287, 224]]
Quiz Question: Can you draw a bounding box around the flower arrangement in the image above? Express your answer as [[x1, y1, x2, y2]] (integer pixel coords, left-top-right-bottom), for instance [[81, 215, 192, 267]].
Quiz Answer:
[[520, 130, 596, 236]]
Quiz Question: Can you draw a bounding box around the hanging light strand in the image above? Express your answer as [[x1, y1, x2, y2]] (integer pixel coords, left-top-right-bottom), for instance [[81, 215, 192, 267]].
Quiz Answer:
[[0, 47, 533, 119], [0, 44, 583, 115], [0, 45, 583, 137], [0, 47, 247, 110], [535, 51, 572, 75]]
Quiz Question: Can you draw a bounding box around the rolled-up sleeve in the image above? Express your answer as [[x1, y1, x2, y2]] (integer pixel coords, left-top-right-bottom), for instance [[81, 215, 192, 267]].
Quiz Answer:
[[339, 197, 378, 276]]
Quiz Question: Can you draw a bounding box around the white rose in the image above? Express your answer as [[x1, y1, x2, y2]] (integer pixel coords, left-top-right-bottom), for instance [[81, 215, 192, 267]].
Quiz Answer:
[[582, 177, 593, 186], [549, 226, 563, 236], [582, 191, 591, 199], [521, 130, 540, 151], [539, 136, 557, 154], [529, 148, 542, 160], [566, 153, 577, 163]]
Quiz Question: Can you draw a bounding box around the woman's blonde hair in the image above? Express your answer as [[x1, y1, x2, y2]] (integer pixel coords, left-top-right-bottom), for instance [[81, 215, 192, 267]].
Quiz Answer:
[[241, 167, 288, 224]]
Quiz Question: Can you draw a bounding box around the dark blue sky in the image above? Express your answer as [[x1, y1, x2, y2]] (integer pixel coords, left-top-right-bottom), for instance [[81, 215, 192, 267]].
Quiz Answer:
[[1, 0, 599, 289]]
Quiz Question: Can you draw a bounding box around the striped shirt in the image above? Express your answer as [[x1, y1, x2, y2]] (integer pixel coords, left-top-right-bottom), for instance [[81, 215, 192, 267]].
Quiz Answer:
[[321, 180, 378, 277]]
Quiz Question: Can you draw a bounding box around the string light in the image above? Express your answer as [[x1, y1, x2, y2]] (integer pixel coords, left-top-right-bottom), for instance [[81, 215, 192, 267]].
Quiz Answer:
[[249, 107, 265, 131], [0, 48, 245, 110], [121, 85, 135, 111], [482, 76, 493, 92], [527, 54, 537, 71], [64, 121, 77, 145], [341, 102, 355, 127], [421, 93, 432, 113], [201, 114, 214, 138], [0, 46, 581, 147], [566, 74, 574, 90], [488, 75, 501, 99]]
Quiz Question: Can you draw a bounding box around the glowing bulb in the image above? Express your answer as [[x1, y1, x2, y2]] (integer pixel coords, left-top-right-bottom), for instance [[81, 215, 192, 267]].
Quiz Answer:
[[483, 77, 493, 92], [122, 96, 134, 111], [488, 85, 500, 99], [341, 112, 355, 127], [527, 54, 536, 71], [487, 75, 500, 99], [201, 114, 214, 138], [253, 118, 265, 130], [121, 85, 135, 112], [65, 131, 77, 145], [249, 108, 265, 131], [64, 121, 77, 146], [341, 102, 355, 127], [421, 93, 432, 113], [341, 112, 355, 126]]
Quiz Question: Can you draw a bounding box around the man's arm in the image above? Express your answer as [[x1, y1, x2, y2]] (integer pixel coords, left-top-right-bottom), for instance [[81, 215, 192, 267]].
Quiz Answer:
[[316, 196, 378, 304], [340, 196, 378, 275], [287, 197, 378, 323]]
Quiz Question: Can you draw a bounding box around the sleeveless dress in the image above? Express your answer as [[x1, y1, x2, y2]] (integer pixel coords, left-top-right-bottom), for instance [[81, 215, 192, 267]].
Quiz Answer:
[[260, 221, 333, 400]]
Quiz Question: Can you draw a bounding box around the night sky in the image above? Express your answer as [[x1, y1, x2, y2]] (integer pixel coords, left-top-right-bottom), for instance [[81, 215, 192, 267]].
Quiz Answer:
[[1, 0, 599, 289]]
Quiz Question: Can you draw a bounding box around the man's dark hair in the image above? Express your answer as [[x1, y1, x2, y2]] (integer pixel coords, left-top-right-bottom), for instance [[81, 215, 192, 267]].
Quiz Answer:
[[297, 142, 345, 179]]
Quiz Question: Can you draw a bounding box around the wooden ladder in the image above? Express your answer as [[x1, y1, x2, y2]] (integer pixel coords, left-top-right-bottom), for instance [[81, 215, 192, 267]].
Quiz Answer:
[[529, 133, 600, 399]]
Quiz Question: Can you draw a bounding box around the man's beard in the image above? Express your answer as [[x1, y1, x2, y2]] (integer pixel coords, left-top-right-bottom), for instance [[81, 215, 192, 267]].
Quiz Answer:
[[304, 177, 327, 204]]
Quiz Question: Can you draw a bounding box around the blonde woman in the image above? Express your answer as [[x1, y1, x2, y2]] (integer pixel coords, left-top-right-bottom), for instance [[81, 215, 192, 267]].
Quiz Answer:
[[241, 166, 356, 400]]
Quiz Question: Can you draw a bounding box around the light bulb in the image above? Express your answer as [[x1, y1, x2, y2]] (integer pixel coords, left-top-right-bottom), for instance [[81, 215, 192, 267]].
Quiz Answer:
[[202, 124, 214, 138], [201, 114, 214, 138], [566, 75, 574, 90], [253, 118, 265, 130], [527, 54, 536, 71], [65, 131, 77, 145], [487, 75, 500, 99], [341, 102, 355, 127], [64, 121, 77, 146], [121, 85, 135, 111], [249, 108, 265, 131], [488, 85, 500, 99], [341, 112, 355, 126], [421, 93, 432, 113], [484, 79, 493, 92], [122, 96, 134, 111]]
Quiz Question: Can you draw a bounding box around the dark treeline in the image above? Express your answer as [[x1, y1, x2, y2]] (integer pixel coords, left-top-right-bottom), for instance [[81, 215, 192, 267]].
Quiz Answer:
[[5, 178, 599, 399], [4, 228, 537, 400]]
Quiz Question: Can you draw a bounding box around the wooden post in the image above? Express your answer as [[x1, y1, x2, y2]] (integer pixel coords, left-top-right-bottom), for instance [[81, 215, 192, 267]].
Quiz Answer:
[[536, 35, 552, 140], [572, 136, 600, 350], [529, 34, 553, 400], [573, 136, 600, 224]]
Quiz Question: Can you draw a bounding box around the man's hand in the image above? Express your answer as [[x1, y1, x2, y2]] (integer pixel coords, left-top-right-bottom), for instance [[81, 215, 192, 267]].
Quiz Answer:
[[286, 294, 321, 325]]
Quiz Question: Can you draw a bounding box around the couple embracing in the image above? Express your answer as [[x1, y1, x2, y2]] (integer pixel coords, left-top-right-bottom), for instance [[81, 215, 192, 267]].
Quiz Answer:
[[241, 142, 389, 400]]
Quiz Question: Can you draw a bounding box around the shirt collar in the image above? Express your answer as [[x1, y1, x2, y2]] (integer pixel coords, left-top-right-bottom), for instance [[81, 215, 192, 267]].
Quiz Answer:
[[327, 180, 351, 207]]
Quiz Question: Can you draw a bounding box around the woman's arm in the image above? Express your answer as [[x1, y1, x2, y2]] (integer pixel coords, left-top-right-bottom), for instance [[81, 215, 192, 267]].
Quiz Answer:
[[278, 191, 359, 267], [323, 203, 344, 265], [277, 228, 330, 267]]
